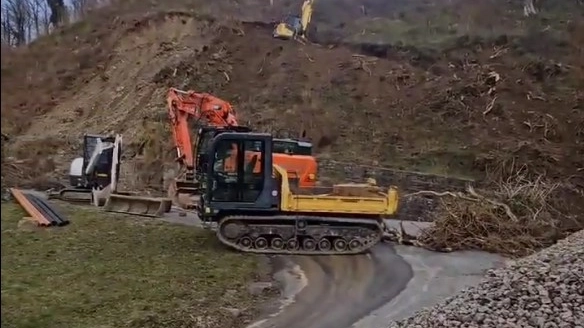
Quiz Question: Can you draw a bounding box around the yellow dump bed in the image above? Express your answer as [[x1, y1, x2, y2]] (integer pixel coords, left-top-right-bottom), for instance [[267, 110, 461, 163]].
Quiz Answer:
[[274, 165, 399, 215]]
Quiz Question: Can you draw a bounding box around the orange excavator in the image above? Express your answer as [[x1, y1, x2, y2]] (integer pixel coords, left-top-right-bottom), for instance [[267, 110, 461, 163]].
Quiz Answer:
[[166, 88, 318, 203]]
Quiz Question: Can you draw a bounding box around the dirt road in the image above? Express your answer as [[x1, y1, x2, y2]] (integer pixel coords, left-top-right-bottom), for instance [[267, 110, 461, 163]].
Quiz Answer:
[[161, 212, 412, 328], [246, 243, 504, 328], [249, 247, 412, 328]]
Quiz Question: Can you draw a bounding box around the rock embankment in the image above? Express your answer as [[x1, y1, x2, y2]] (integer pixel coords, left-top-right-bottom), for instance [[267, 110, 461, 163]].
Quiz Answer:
[[389, 229, 584, 328]]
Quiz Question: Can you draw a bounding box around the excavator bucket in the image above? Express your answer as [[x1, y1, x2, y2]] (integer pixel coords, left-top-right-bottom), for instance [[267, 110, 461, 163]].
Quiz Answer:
[[175, 180, 201, 195], [167, 180, 200, 209], [103, 194, 172, 217], [273, 22, 296, 39]]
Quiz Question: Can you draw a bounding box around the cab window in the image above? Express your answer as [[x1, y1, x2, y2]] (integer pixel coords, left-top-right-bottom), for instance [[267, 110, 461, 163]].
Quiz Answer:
[[210, 139, 265, 202]]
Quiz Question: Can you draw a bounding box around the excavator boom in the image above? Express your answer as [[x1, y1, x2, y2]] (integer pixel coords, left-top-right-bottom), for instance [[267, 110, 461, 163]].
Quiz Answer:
[[167, 87, 238, 171], [300, 0, 314, 33]]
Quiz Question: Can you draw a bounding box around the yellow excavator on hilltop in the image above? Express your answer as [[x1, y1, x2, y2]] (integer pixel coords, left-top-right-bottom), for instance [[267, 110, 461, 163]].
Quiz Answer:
[[273, 0, 314, 41]]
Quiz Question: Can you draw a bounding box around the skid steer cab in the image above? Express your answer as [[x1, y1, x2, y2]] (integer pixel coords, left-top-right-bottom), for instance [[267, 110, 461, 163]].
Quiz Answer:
[[68, 134, 122, 191]]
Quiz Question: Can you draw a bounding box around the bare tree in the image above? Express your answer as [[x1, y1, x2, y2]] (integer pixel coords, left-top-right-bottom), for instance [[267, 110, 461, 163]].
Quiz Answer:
[[28, 0, 50, 38], [71, 0, 91, 20], [38, 0, 51, 35], [1, 0, 33, 46], [70, 0, 109, 21], [46, 0, 67, 28], [1, 5, 13, 45], [523, 0, 538, 16]]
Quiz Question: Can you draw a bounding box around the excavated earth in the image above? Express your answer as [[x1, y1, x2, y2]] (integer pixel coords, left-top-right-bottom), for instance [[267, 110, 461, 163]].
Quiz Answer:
[[3, 6, 583, 185]]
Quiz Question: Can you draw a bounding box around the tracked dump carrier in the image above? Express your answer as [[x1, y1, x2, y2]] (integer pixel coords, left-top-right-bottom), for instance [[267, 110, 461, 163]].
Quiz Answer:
[[197, 132, 399, 255]]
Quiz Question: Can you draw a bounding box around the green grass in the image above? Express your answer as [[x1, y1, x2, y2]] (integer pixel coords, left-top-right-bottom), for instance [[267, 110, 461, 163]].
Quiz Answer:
[[1, 203, 264, 328]]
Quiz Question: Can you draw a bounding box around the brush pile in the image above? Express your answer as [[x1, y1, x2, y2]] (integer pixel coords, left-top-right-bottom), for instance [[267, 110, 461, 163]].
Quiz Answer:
[[406, 167, 582, 256]]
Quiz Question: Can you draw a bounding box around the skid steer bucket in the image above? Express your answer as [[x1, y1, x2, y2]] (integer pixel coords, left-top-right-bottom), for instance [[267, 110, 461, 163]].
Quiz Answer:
[[103, 194, 172, 217]]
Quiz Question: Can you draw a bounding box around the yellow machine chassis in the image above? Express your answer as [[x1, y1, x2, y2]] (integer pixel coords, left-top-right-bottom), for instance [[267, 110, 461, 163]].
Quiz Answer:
[[274, 165, 398, 215]]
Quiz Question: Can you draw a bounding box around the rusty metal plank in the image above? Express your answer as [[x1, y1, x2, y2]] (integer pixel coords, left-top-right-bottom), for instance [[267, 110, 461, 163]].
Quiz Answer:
[[10, 188, 52, 227]]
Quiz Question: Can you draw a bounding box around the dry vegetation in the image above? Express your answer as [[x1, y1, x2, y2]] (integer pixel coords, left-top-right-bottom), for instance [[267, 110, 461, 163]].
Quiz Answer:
[[413, 171, 577, 256]]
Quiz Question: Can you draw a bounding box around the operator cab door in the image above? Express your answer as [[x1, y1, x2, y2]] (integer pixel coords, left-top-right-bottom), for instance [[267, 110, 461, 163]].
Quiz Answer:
[[194, 128, 215, 175], [207, 133, 278, 209]]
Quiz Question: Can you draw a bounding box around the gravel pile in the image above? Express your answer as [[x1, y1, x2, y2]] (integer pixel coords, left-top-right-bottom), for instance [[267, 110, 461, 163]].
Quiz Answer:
[[389, 229, 584, 328]]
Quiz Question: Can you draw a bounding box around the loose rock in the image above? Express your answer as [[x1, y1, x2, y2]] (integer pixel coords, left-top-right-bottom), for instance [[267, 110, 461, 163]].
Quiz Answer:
[[389, 230, 584, 328]]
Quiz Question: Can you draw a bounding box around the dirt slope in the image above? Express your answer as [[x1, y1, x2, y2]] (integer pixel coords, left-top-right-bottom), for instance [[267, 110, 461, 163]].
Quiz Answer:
[[1, 2, 582, 216]]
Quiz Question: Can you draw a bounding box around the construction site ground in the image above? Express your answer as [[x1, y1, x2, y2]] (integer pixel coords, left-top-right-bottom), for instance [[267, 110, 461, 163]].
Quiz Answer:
[[1, 0, 583, 327]]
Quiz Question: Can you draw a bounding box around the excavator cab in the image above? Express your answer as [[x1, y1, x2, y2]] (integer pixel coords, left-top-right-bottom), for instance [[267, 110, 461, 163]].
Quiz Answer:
[[273, 15, 303, 39], [194, 126, 315, 182], [273, 138, 312, 155]]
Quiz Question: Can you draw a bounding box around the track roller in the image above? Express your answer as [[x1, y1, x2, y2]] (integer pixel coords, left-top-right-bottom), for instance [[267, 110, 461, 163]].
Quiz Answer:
[[349, 239, 362, 250], [318, 238, 332, 251], [239, 236, 253, 248], [334, 238, 348, 251], [271, 237, 284, 250], [303, 238, 317, 251], [287, 238, 299, 250], [255, 237, 269, 249]]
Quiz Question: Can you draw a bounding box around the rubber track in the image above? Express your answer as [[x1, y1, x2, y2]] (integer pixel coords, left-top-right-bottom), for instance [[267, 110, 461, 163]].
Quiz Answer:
[[50, 188, 92, 203], [216, 215, 383, 255]]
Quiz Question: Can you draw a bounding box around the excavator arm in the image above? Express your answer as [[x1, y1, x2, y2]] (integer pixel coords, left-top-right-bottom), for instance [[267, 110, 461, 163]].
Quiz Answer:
[[167, 88, 238, 172], [300, 0, 314, 34]]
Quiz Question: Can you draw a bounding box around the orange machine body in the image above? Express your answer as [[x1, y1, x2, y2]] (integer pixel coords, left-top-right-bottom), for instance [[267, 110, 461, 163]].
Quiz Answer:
[[167, 88, 317, 188], [223, 149, 317, 188]]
